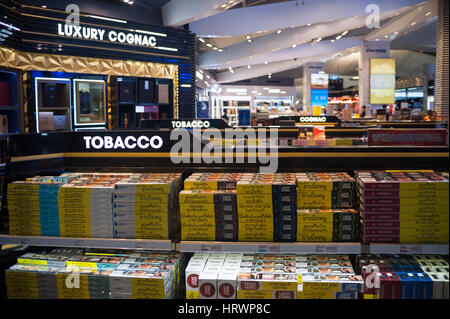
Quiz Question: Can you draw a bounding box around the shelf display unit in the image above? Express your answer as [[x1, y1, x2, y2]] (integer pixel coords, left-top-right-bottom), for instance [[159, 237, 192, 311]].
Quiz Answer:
[[116, 77, 173, 129], [0, 68, 23, 134], [73, 79, 107, 128], [0, 130, 448, 300], [34, 77, 71, 132], [220, 97, 251, 127]]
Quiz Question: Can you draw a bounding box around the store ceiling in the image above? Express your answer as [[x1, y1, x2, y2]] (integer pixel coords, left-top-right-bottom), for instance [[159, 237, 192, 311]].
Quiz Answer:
[[155, 0, 438, 83]]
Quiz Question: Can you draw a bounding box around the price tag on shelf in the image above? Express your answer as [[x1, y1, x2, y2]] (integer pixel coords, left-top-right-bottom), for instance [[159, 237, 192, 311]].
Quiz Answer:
[[200, 244, 222, 252], [74, 240, 84, 247], [258, 245, 280, 253], [316, 245, 337, 253], [400, 245, 422, 254], [20, 238, 31, 245], [134, 242, 147, 249]]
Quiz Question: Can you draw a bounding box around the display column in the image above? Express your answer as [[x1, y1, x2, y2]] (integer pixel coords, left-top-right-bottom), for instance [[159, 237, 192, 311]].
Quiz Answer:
[[358, 41, 390, 111], [302, 62, 324, 108], [435, 0, 449, 119]]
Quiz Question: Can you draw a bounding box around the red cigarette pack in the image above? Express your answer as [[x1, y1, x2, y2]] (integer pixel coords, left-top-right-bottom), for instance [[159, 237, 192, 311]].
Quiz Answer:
[[386, 272, 402, 299], [364, 221, 401, 228], [363, 213, 399, 221], [364, 228, 400, 236]]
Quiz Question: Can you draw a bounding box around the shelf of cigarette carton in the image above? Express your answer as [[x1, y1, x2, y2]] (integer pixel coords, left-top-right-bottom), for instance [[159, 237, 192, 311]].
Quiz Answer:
[[0, 235, 173, 251], [179, 241, 361, 254], [369, 243, 449, 255]]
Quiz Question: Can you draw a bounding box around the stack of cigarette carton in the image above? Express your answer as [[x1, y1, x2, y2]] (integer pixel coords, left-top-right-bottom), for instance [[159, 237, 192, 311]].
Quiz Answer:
[[185, 252, 211, 299], [7, 174, 81, 236], [357, 254, 449, 299], [236, 173, 297, 242], [112, 173, 182, 239], [181, 173, 243, 241], [179, 190, 238, 241], [58, 174, 130, 238], [184, 173, 244, 191], [237, 254, 298, 299], [6, 249, 181, 299], [296, 172, 355, 209], [297, 255, 364, 299], [297, 209, 358, 242], [186, 253, 363, 299], [184, 253, 245, 299], [356, 171, 449, 243]]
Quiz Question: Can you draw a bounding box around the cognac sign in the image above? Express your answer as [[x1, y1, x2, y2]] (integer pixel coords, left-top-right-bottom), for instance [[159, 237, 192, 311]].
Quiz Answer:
[[57, 23, 157, 47]]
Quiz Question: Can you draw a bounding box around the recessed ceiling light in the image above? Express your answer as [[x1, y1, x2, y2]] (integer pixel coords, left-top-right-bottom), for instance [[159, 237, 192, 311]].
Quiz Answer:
[[206, 43, 213, 47], [292, 44, 297, 48], [277, 29, 281, 34], [336, 35, 342, 40], [331, 39, 335, 43], [425, 11, 431, 16], [307, 23, 311, 26], [247, 65, 251, 69], [41, 6, 47, 8], [213, 46, 218, 50], [341, 30, 348, 35], [221, 4, 226, 8], [410, 21, 416, 26], [247, 39, 252, 43], [384, 35, 389, 38], [264, 61, 268, 64], [246, 35, 251, 39], [218, 48, 223, 52], [317, 37, 322, 42], [198, 38, 205, 43]]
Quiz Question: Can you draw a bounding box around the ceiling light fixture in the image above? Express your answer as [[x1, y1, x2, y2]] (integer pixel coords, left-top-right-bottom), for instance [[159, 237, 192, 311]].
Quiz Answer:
[[89, 15, 127, 24], [218, 48, 223, 52], [316, 37, 322, 42], [277, 29, 281, 34], [246, 35, 251, 39], [425, 11, 431, 16], [410, 21, 416, 26], [307, 23, 311, 26], [336, 35, 342, 40], [247, 39, 252, 43], [213, 46, 218, 50], [341, 30, 348, 35], [331, 39, 335, 43], [229, 67, 234, 73], [198, 38, 205, 42], [264, 61, 268, 64], [206, 43, 213, 47], [292, 44, 297, 48], [247, 65, 251, 69]]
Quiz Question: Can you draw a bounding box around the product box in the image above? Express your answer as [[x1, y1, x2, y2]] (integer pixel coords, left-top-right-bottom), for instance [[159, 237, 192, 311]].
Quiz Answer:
[[53, 115, 67, 130], [217, 271, 238, 299], [38, 112, 54, 131], [198, 271, 219, 299], [0, 114, 8, 133]]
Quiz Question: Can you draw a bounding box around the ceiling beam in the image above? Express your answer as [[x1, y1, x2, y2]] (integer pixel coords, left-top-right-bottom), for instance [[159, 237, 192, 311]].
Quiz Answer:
[[365, 0, 437, 41], [198, 7, 412, 70], [200, 37, 363, 69], [215, 51, 350, 83], [189, 0, 428, 37]]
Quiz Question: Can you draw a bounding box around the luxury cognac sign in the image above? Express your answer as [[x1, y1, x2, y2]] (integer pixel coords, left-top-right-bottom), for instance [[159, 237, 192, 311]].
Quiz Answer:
[[57, 23, 158, 47]]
